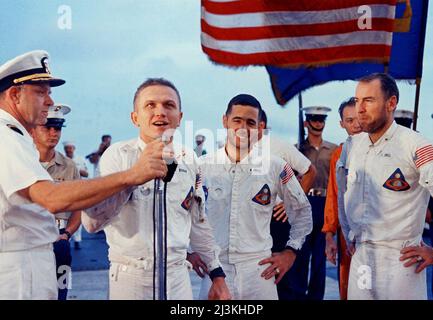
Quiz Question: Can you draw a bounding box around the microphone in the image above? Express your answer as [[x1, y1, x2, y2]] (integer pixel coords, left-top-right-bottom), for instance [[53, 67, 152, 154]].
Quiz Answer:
[[161, 133, 177, 183], [163, 161, 177, 183]]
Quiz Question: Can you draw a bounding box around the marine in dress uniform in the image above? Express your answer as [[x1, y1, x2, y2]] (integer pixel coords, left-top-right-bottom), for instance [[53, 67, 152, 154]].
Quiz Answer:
[[31, 104, 81, 300], [286, 106, 337, 300]]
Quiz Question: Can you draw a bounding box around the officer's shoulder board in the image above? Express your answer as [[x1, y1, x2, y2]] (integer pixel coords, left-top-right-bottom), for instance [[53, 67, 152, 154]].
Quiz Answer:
[[6, 123, 23, 136]]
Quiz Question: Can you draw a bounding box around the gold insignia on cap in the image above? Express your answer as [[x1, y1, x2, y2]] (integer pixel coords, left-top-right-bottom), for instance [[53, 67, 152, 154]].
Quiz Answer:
[[13, 73, 52, 84]]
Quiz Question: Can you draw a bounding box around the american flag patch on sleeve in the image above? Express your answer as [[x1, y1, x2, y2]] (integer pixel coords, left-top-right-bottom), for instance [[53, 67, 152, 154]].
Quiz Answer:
[[415, 145, 433, 168], [280, 164, 294, 184]]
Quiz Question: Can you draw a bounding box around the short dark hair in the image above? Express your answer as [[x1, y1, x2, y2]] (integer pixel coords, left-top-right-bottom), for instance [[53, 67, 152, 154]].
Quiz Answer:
[[133, 78, 181, 111], [101, 135, 111, 141], [338, 97, 356, 119], [358, 73, 399, 103], [226, 94, 262, 116]]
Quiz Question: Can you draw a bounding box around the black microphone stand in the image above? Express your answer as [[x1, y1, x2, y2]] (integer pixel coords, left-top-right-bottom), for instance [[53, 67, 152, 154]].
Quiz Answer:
[[153, 160, 177, 300]]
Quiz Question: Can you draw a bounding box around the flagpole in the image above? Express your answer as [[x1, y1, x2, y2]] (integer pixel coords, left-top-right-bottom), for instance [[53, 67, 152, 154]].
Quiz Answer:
[[298, 93, 305, 149], [413, 78, 422, 130], [412, 0, 429, 131]]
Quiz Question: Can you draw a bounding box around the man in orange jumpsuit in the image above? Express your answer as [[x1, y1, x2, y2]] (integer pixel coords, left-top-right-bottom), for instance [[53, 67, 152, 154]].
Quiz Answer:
[[322, 97, 361, 300]]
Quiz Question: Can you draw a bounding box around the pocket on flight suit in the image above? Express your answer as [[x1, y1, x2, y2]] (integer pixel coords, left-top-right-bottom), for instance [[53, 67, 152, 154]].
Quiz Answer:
[[120, 186, 153, 236]]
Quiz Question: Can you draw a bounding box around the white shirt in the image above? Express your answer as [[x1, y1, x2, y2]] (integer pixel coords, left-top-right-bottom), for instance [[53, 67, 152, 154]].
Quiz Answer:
[[0, 109, 58, 252], [71, 155, 88, 174], [200, 147, 312, 264], [338, 122, 433, 245], [82, 137, 221, 270], [256, 134, 311, 175]]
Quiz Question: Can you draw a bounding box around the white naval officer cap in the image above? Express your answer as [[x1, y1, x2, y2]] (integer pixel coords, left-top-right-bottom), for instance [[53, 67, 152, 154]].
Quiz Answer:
[[0, 50, 65, 92], [45, 104, 71, 128]]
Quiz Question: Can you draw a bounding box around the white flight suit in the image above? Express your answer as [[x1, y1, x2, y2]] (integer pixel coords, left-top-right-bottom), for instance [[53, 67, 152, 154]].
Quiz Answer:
[[338, 122, 433, 300], [198, 147, 312, 299], [0, 109, 58, 300], [82, 137, 222, 300]]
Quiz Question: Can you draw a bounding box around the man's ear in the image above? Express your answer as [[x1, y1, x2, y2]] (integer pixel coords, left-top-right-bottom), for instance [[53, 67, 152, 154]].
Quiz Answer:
[[303, 120, 308, 128], [223, 115, 228, 129], [130, 111, 139, 127], [8, 86, 21, 104], [177, 112, 183, 128], [387, 96, 398, 113], [339, 120, 344, 129]]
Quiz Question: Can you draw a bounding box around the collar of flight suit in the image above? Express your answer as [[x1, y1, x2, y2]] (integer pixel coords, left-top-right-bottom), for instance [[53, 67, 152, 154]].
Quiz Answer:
[[368, 121, 398, 148], [216, 145, 261, 174]]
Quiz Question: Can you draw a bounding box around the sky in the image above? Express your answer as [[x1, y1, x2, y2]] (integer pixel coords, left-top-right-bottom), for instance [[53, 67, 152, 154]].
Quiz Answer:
[[0, 1, 432, 166]]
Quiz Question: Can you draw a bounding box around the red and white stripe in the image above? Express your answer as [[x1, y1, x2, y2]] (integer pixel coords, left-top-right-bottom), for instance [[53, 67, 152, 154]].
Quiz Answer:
[[281, 164, 294, 184], [415, 145, 433, 168], [201, 0, 396, 66]]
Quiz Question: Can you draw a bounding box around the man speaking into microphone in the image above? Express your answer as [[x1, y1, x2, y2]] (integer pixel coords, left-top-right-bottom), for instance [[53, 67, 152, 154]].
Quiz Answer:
[[82, 78, 231, 300]]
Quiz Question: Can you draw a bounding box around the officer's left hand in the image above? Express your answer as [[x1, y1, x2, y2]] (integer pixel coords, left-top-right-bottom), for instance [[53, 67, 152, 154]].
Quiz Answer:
[[258, 249, 296, 284], [272, 202, 288, 222], [208, 277, 232, 300]]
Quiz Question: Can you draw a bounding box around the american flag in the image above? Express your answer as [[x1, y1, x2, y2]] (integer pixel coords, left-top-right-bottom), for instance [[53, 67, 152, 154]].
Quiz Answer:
[[195, 171, 202, 189], [201, 0, 396, 67], [280, 163, 294, 185], [415, 144, 433, 168]]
